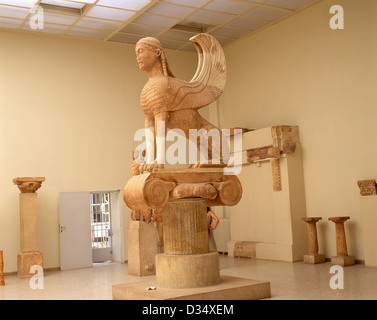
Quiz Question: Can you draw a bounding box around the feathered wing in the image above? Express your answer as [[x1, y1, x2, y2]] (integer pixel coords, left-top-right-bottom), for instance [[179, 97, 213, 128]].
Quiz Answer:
[[167, 33, 227, 111], [190, 33, 226, 92]]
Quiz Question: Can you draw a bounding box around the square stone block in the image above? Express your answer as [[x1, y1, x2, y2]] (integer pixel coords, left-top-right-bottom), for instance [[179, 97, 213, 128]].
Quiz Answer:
[[17, 251, 43, 278], [331, 255, 355, 267], [304, 254, 326, 264]]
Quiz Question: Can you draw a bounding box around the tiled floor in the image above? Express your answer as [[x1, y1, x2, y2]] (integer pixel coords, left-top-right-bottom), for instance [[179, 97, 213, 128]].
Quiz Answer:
[[1, 255, 377, 300]]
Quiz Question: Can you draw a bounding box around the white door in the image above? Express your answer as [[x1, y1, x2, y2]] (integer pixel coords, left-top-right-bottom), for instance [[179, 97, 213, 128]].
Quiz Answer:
[[59, 192, 92, 270]]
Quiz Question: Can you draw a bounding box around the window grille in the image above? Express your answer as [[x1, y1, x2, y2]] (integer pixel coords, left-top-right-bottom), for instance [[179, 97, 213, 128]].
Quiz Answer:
[[90, 192, 111, 249]]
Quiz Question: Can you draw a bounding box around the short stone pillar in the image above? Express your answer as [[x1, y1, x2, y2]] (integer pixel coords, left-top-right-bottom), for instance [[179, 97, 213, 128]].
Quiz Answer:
[[13, 177, 45, 278], [156, 198, 220, 289], [301, 217, 325, 264], [127, 220, 157, 276], [328, 216, 355, 266], [0, 251, 5, 286]]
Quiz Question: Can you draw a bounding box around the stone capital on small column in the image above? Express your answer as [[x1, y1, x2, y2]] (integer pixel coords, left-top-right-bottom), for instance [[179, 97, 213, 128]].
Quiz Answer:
[[13, 177, 45, 278], [13, 177, 45, 193], [328, 216, 355, 266]]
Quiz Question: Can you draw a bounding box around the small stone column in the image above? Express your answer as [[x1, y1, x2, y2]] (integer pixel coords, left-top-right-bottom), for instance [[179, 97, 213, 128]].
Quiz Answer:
[[301, 217, 325, 264], [13, 177, 45, 278], [328, 216, 355, 266], [0, 251, 5, 286]]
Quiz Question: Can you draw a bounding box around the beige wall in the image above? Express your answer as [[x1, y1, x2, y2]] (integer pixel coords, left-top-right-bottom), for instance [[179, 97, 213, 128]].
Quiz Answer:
[[0, 30, 197, 272], [220, 0, 377, 261]]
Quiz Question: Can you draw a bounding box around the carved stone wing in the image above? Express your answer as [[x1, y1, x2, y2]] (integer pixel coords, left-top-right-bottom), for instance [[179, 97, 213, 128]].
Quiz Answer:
[[190, 33, 227, 93], [167, 33, 227, 111]]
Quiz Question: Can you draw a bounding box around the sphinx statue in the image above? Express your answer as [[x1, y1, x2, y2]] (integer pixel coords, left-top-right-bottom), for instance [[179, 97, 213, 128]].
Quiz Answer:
[[122, 34, 243, 290], [135, 33, 227, 172]]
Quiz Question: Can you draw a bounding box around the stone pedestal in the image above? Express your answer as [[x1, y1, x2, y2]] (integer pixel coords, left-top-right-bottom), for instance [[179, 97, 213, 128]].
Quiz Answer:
[[328, 216, 355, 266], [301, 217, 325, 264], [113, 169, 271, 300], [13, 177, 45, 278], [127, 221, 157, 276], [0, 251, 5, 286]]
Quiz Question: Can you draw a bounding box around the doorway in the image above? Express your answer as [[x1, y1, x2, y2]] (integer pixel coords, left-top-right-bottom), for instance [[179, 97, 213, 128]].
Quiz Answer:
[[59, 190, 123, 270], [90, 192, 112, 263]]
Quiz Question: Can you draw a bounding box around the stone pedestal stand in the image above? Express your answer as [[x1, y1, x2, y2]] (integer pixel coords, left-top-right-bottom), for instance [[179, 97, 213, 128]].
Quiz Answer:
[[301, 217, 325, 264], [328, 216, 355, 266], [0, 251, 5, 286], [13, 177, 45, 278], [113, 169, 271, 300], [127, 220, 157, 276]]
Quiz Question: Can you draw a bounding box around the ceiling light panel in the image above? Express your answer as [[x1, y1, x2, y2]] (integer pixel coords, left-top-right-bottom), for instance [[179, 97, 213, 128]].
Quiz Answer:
[[146, 2, 196, 19], [109, 32, 141, 44], [163, 0, 211, 8], [86, 6, 136, 21], [22, 21, 69, 33], [225, 17, 269, 30], [0, 16, 23, 29], [187, 9, 233, 25], [243, 6, 290, 21], [41, 0, 85, 9], [158, 38, 185, 50], [204, 0, 255, 15], [120, 23, 164, 37], [159, 29, 196, 42], [264, 0, 314, 11], [0, 0, 38, 8], [0, 4, 30, 19], [96, 0, 151, 11], [132, 13, 179, 28], [66, 26, 111, 39], [42, 12, 78, 24], [68, 0, 96, 4], [75, 16, 123, 29]]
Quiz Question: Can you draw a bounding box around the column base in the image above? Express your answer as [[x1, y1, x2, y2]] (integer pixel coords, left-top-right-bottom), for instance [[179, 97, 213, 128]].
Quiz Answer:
[[331, 255, 355, 267], [156, 251, 220, 289], [303, 253, 326, 264], [17, 251, 43, 278]]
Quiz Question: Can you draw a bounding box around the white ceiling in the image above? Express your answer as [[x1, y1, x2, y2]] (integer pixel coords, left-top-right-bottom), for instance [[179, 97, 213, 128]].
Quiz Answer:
[[0, 0, 321, 51]]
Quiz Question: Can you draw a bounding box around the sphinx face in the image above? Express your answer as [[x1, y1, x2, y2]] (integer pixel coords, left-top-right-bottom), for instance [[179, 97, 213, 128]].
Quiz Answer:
[[135, 45, 158, 72]]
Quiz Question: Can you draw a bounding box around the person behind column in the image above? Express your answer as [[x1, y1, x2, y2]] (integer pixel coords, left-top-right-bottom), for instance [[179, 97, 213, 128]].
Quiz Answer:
[[207, 207, 219, 252]]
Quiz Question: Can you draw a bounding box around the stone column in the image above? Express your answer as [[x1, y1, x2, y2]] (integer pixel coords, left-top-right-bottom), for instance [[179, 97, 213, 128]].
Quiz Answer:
[[328, 216, 355, 266], [301, 217, 325, 264], [0, 251, 5, 286], [155, 198, 220, 289], [13, 177, 45, 278]]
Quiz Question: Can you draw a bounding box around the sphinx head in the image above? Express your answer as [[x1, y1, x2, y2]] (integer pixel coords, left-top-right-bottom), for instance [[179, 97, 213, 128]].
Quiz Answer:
[[135, 37, 174, 77]]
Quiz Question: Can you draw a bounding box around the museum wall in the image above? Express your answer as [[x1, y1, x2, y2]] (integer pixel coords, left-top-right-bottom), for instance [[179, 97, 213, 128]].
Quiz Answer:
[[220, 0, 377, 261], [0, 30, 198, 272]]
